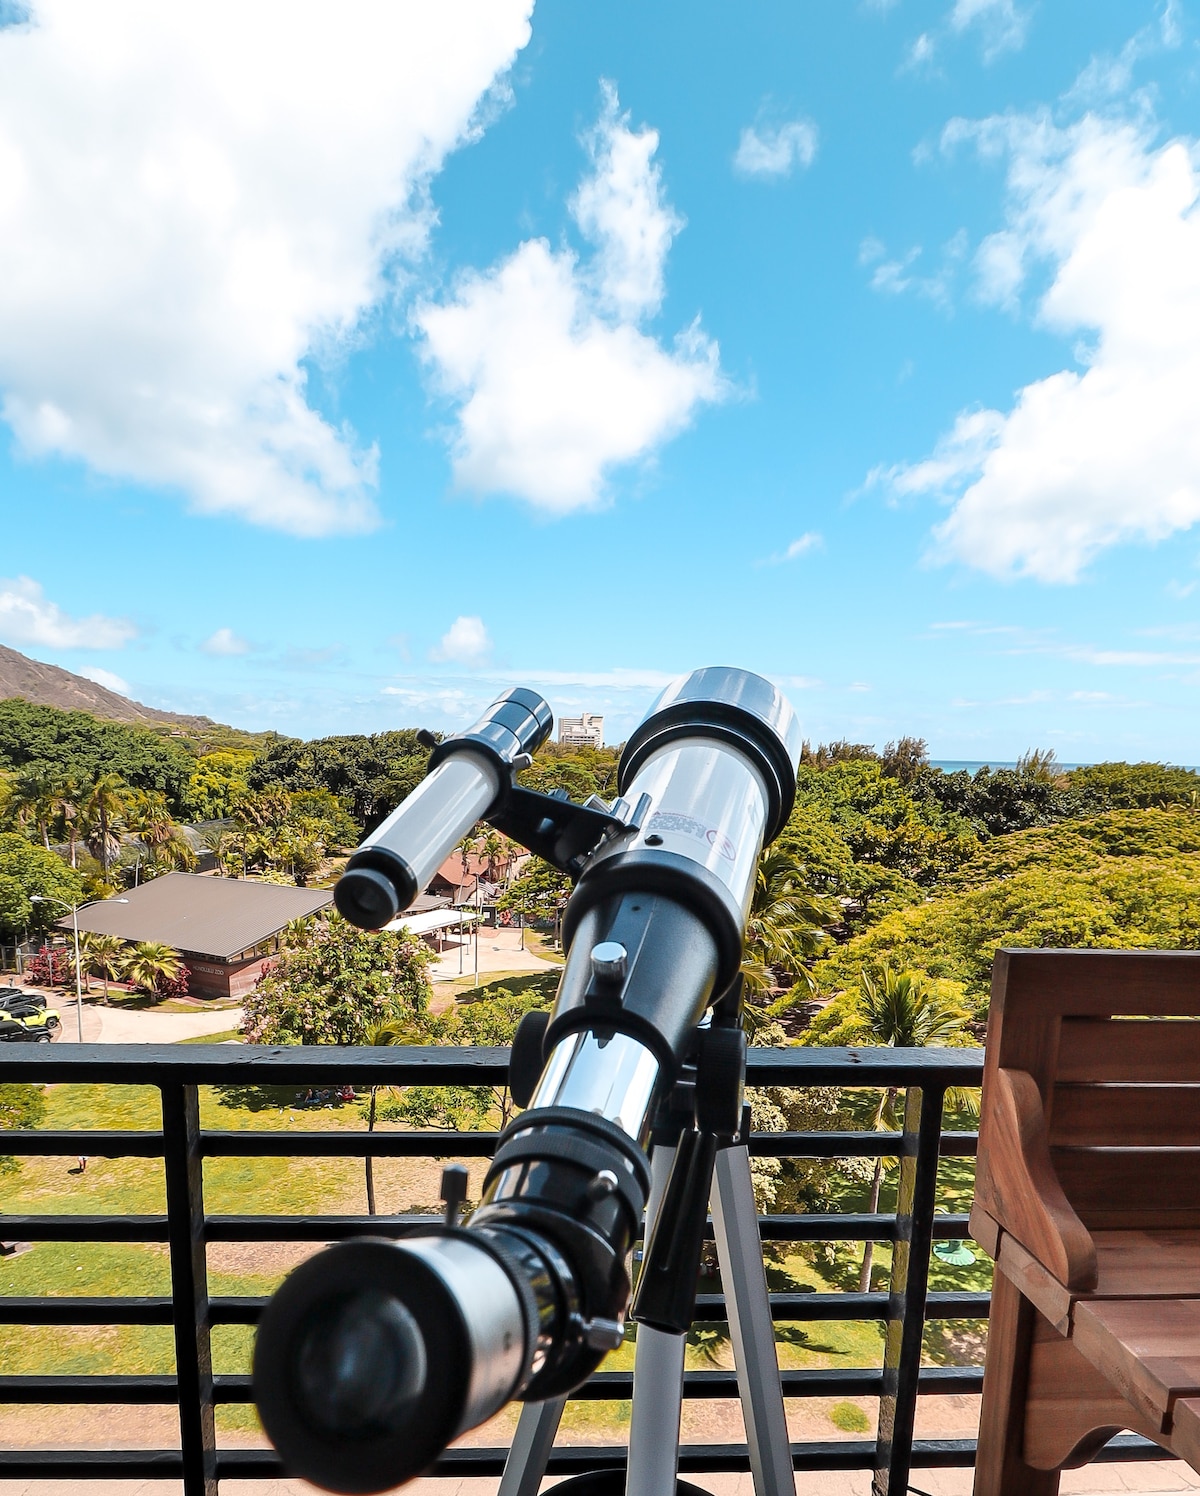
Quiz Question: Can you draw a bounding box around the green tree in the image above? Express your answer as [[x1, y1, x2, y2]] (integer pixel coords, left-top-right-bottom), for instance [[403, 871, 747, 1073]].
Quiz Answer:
[[242, 916, 433, 1046], [9, 764, 59, 848], [361, 1017, 422, 1215], [0, 833, 82, 939], [806, 964, 970, 1292], [123, 941, 183, 997], [80, 932, 127, 999], [742, 846, 837, 1008], [83, 773, 132, 876], [182, 750, 255, 821], [497, 858, 570, 943]]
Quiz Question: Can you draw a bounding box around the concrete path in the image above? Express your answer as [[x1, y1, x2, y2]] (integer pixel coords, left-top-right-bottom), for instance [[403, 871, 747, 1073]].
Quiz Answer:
[[429, 924, 560, 982]]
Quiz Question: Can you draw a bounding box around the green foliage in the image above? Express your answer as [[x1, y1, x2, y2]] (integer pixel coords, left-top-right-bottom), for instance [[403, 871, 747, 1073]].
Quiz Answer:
[[380, 984, 555, 1132], [246, 731, 431, 832], [181, 750, 254, 821], [804, 964, 971, 1048], [1065, 760, 1200, 809], [777, 759, 980, 930], [517, 742, 620, 801], [242, 915, 433, 1045], [0, 700, 193, 809], [0, 832, 83, 937], [744, 846, 837, 1006], [812, 809, 1200, 1008], [122, 941, 183, 995], [497, 856, 571, 924]]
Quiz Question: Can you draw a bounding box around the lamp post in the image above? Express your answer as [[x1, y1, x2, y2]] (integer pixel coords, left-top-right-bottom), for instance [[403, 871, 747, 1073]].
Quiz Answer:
[[31, 895, 128, 1043]]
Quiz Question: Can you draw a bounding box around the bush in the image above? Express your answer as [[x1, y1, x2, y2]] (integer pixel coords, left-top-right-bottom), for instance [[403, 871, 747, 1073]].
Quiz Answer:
[[828, 1401, 870, 1432], [25, 944, 73, 987], [0, 1082, 46, 1174]]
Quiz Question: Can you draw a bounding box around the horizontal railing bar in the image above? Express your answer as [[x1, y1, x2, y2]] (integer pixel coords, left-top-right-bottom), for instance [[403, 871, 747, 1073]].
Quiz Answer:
[[0, 1209, 975, 1246], [0, 1297, 173, 1325], [0, 1131, 164, 1158], [0, 1042, 986, 1087], [0, 1365, 986, 1408], [200, 1129, 496, 1158], [206, 1365, 984, 1405], [1, 1126, 981, 1162], [0, 1216, 168, 1243], [0, 1288, 990, 1329], [0, 1433, 1153, 1480], [0, 1375, 178, 1404], [0, 1440, 984, 1480]]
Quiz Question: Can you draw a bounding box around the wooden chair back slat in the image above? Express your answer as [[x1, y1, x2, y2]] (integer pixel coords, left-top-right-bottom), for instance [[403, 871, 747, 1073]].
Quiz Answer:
[[1057, 1020, 1200, 1085], [1051, 1149, 1200, 1227], [1050, 1086, 1200, 1148]]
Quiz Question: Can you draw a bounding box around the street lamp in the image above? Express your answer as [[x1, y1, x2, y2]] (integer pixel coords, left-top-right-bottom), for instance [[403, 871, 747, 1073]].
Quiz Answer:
[[30, 895, 129, 1043]]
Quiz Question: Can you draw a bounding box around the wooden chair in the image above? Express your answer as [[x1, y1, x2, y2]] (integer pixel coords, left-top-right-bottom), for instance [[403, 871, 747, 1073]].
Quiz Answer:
[[971, 949, 1200, 1496]]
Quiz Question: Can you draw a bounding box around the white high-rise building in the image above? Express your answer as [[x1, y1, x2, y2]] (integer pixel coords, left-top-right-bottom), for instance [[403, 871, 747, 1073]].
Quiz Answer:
[[558, 712, 604, 750]]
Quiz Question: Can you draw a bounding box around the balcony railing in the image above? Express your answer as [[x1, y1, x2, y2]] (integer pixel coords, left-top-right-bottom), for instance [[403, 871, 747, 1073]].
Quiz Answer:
[[0, 1043, 1165, 1494]]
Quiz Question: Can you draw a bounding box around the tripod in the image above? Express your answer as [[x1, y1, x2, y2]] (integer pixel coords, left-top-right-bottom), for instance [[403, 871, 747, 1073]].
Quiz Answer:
[[498, 1115, 794, 1496]]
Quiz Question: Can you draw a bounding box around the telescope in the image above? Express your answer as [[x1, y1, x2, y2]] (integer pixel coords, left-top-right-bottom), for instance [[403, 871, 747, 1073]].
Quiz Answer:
[[253, 667, 803, 1494]]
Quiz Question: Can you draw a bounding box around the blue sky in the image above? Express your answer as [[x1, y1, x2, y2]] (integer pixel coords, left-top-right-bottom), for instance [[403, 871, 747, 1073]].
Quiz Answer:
[[1, 0, 1199, 760]]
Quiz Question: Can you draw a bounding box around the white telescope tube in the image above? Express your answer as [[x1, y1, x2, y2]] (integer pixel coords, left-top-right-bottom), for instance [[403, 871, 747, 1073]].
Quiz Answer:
[[334, 751, 500, 929]]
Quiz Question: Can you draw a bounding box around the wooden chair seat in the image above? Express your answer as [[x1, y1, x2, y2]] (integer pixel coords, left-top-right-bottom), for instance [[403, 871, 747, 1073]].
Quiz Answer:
[[1071, 1298, 1200, 1433], [971, 951, 1200, 1496]]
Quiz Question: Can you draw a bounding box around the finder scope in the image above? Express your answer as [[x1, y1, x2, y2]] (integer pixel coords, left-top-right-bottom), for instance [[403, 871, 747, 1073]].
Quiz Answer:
[[253, 667, 803, 1493]]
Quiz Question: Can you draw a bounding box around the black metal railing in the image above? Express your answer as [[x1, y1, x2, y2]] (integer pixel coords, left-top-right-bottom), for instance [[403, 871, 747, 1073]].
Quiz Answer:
[[0, 1043, 1162, 1494]]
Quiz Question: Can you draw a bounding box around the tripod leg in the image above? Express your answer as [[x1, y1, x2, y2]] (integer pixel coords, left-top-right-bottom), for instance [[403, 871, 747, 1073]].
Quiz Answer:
[[627, 1142, 686, 1496], [711, 1144, 794, 1496], [499, 1396, 568, 1496]]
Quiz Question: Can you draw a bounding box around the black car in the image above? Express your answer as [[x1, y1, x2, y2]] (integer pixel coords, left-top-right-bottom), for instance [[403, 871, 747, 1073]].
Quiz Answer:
[[0, 1014, 52, 1043], [0, 987, 47, 1011]]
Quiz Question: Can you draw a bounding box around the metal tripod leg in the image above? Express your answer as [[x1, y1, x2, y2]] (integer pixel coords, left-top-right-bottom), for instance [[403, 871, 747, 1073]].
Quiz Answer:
[[627, 1142, 686, 1496], [499, 1394, 569, 1496], [711, 1144, 794, 1496]]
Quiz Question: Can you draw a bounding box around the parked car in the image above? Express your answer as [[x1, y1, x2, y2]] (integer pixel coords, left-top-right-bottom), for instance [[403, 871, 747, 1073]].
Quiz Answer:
[[14, 1006, 61, 1033], [0, 1014, 51, 1043], [0, 987, 47, 1011]]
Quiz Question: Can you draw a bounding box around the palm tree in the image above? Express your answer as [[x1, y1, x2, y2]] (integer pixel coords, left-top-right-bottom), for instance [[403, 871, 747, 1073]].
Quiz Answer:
[[851, 964, 968, 1292], [80, 932, 127, 1000], [127, 791, 177, 852], [55, 775, 83, 869], [743, 846, 837, 1005], [83, 773, 132, 876], [11, 766, 59, 849], [123, 941, 182, 998], [362, 1018, 416, 1215]]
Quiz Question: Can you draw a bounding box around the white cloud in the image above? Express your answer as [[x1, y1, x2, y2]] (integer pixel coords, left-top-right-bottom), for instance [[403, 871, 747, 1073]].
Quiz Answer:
[[415, 83, 724, 513], [948, 0, 1029, 60], [879, 111, 1200, 582], [0, 0, 533, 536], [759, 532, 823, 565], [430, 615, 492, 666], [734, 118, 819, 179], [202, 627, 251, 657], [0, 575, 136, 650], [78, 665, 131, 696], [860, 230, 968, 306]]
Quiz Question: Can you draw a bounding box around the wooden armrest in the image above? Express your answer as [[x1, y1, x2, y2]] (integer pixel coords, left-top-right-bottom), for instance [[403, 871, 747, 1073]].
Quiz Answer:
[[975, 1066, 1097, 1292]]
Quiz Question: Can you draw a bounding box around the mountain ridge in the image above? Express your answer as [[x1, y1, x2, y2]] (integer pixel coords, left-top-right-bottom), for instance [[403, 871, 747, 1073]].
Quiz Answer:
[[0, 642, 215, 731]]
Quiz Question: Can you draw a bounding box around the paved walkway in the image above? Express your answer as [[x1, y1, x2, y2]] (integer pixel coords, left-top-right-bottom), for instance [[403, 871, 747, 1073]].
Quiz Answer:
[[429, 925, 560, 982]]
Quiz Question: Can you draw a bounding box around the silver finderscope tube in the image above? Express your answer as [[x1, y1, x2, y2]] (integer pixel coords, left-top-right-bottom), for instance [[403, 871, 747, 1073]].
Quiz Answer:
[[253, 668, 802, 1493], [334, 687, 553, 929]]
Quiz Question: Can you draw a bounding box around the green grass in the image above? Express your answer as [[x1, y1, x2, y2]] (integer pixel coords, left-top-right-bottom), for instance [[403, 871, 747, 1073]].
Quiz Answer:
[[829, 1400, 871, 1432], [178, 1029, 242, 1044]]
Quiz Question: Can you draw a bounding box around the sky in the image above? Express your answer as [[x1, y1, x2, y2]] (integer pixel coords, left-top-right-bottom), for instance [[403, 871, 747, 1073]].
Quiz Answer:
[[1, 0, 1199, 762]]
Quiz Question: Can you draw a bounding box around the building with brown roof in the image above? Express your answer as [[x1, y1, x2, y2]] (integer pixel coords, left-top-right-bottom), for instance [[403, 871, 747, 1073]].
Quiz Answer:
[[68, 873, 333, 1000]]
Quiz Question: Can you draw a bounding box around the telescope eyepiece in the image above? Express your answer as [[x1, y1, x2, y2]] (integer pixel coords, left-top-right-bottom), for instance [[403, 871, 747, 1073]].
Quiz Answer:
[[292, 1288, 427, 1441], [333, 861, 408, 930]]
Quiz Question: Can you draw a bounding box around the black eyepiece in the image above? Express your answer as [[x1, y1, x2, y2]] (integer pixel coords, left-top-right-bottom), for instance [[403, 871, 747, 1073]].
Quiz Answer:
[[292, 1289, 428, 1440], [333, 853, 416, 930]]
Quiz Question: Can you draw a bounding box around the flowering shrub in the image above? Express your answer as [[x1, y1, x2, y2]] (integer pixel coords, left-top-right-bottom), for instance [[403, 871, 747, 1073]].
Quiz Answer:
[[25, 945, 73, 987], [241, 914, 433, 1045], [155, 969, 190, 1001]]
